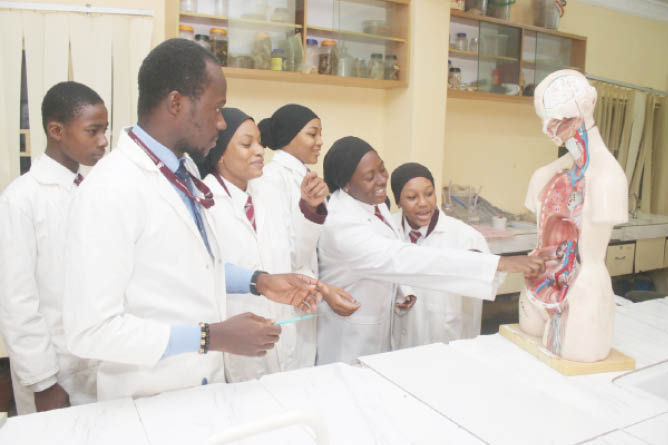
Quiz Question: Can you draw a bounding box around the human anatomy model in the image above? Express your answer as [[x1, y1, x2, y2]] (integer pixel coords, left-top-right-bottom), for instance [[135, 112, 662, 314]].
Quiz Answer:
[[519, 70, 628, 362]]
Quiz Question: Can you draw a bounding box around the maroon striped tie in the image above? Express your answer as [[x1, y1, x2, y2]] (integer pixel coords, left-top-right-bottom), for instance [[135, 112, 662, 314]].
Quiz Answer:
[[374, 205, 393, 230], [409, 230, 422, 244], [245, 195, 257, 232], [74, 174, 84, 186]]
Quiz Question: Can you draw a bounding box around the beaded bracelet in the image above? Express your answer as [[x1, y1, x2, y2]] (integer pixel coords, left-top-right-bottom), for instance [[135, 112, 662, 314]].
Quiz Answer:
[[199, 322, 210, 354]]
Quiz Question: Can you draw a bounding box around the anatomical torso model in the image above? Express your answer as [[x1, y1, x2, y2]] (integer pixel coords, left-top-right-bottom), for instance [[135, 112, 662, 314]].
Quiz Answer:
[[519, 70, 628, 362]]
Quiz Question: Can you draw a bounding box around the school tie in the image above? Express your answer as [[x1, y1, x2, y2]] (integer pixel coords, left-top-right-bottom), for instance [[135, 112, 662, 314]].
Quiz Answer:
[[74, 174, 84, 186], [374, 205, 393, 230], [175, 161, 211, 253], [244, 195, 257, 232], [409, 230, 422, 244]]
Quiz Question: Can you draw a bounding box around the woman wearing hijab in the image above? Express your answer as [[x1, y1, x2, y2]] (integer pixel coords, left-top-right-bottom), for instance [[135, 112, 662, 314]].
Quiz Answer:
[[390, 162, 497, 349], [200, 108, 359, 382], [259, 104, 328, 276], [317, 137, 547, 365]]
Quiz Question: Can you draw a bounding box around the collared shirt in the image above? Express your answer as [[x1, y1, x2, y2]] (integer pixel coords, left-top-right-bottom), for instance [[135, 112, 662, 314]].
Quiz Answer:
[[132, 124, 200, 225], [402, 217, 428, 240], [221, 176, 250, 213]]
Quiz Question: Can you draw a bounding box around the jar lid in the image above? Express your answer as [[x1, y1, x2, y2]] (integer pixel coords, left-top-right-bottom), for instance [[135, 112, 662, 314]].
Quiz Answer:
[[449, 67, 461, 72], [321, 40, 337, 47], [371, 53, 383, 58], [385, 54, 397, 60], [272, 48, 285, 54], [179, 25, 194, 32], [195, 34, 210, 41], [255, 32, 271, 39], [306, 38, 318, 46], [456, 32, 467, 37], [210, 28, 227, 35]]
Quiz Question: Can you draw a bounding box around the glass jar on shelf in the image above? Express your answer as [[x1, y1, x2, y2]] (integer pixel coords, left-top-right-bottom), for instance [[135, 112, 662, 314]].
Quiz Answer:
[[209, 28, 228, 66], [455, 33, 468, 51], [318, 40, 337, 75], [179, 25, 194, 41], [465, 0, 487, 15], [336, 46, 353, 77], [195, 34, 210, 51], [369, 53, 385, 80], [180, 0, 197, 13], [303, 39, 319, 74], [354, 58, 368, 78], [469, 37, 479, 53], [252, 32, 272, 70], [384, 54, 400, 81], [271, 48, 285, 71], [448, 67, 462, 89], [213, 0, 225, 17]]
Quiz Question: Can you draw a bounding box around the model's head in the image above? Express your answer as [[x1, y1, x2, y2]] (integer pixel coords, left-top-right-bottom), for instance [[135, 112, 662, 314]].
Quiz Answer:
[[391, 162, 437, 229], [324, 136, 388, 205], [258, 104, 322, 164], [534, 70, 596, 147], [137, 38, 227, 162], [42, 81, 108, 167]]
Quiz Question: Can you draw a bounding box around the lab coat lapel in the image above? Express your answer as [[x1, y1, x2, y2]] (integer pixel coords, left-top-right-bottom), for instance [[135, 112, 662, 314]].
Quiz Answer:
[[118, 130, 212, 257]]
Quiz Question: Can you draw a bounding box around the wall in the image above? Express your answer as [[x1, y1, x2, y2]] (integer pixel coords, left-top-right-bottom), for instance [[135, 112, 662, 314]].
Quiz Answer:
[[443, 0, 668, 215]]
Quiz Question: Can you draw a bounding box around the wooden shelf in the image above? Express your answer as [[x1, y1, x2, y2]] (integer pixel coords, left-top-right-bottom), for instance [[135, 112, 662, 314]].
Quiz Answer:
[[449, 48, 519, 62], [307, 25, 406, 44], [340, 0, 409, 5], [521, 60, 582, 71], [450, 9, 586, 40], [447, 88, 532, 104], [180, 13, 303, 30], [222, 67, 406, 89]]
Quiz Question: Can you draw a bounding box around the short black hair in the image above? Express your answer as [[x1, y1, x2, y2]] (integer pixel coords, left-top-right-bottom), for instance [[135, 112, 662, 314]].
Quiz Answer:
[[137, 38, 220, 119], [41, 81, 103, 133]]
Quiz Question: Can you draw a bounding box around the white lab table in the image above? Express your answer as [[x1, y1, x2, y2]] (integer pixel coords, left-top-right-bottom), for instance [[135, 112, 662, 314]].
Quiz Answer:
[[2, 299, 667, 444]]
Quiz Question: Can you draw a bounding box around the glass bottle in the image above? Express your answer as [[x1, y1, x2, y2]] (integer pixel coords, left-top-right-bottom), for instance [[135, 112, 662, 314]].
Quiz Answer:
[[252, 32, 272, 70], [194, 34, 210, 51], [209, 28, 228, 66], [179, 25, 194, 41], [318, 40, 337, 75], [384, 54, 399, 80], [369, 53, 384, 80], [180, 0, 197, 13], [271, 48, 285, 71], [303, 39, 319, 74], [455, 33, 468, 51]]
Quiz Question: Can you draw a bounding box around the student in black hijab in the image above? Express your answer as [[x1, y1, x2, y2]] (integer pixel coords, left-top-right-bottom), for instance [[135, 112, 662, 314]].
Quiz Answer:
[[315, 136, 548, 365]]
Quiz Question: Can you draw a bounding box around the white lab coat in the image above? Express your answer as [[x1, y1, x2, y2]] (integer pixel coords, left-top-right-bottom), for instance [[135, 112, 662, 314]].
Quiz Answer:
[[63, 129, 227, 401], [262, 150, 320, 276], [203, 174, 320, 382], [0, 155, 97, 414], [391, 209, 496, 349], [316, 190, 499, 365]]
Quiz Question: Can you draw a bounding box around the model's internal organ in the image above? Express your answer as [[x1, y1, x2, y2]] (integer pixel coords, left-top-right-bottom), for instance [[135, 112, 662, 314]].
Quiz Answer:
[[526, 124, 589, 355]]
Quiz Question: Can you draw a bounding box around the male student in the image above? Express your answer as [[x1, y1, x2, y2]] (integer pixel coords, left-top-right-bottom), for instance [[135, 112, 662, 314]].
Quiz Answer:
[[62, 38, 327, 401], [0, 81, 109, 413]]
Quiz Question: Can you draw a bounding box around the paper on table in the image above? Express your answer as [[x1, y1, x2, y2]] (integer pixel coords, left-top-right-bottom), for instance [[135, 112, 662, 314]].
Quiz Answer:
[[360, 343, 615, 445], [259, 363, 484, 445]]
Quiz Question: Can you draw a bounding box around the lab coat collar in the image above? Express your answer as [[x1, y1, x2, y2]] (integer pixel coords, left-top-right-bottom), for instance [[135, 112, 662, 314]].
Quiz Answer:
[[272, 149, 307, 178], [118, 127, 200, 177], [402, 209, 440, 239], [221, 176, 249, 211], [336, 190, 397, 234], [132, 124, 181, 173], [30, 153, 79, 187]]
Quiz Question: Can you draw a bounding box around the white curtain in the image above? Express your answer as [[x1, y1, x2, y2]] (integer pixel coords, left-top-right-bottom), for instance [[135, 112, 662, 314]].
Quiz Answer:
[[0, 9, 154, 191]]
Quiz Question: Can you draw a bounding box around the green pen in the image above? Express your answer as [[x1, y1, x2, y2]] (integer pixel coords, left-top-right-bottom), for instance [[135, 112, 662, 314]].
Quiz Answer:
[[273, 314, 317, 326]]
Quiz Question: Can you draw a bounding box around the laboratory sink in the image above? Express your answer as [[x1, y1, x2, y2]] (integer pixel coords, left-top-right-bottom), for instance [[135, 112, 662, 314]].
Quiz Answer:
[[613, 360, 668, 402], [617, 213, 668, 227]]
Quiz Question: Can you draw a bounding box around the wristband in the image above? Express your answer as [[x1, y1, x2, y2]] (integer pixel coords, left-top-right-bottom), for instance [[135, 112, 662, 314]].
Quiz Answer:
[[199, 322, 210, 354], [250, 270, 268, 296]]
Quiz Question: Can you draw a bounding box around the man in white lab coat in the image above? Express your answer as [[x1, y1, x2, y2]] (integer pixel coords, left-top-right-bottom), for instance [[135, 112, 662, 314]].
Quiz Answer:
[[0, 82, 109, 413], [62, 39, 322, 401], [390, 162, 498, 349], [317, 137, 547, 365]]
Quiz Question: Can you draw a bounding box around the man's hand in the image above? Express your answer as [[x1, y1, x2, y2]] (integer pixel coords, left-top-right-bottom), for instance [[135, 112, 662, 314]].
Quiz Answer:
[[395, 294, 417, 310], [498, 255, 547, 276], [34, 383, 70, 412], [300, 171, 329, 209], [318, 282, 360, 316], [256, 273, 322, 313], [209, 313, 281, 356]]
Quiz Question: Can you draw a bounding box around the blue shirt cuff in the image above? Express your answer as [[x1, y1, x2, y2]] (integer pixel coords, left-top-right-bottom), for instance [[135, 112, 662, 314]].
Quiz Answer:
[[225, 263, 253, 294], [161, 325, 201, 359]]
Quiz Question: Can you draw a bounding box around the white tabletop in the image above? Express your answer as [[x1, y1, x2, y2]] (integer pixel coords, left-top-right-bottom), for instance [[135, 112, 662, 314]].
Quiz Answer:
[[1, 299, 667, 444]]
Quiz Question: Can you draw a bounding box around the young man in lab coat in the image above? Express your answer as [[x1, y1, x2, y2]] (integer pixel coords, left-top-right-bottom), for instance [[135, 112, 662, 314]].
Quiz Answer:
[[62, 38, 323, 401], [0, 81, 109, 414]]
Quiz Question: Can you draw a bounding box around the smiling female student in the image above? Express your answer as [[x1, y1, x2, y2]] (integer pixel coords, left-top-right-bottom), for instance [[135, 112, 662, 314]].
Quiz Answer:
[[390, 162, 496, 349], [200, 108, 359, 382], [316, 137, 547, 365], [259, 104, 328, 276]]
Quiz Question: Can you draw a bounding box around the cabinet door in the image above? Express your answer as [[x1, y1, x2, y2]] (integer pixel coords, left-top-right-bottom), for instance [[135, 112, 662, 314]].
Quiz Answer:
[[605, 244, 635, 277], [477, 22, 521, 94], [535, 33, 572, 85], [635, 238, 666, 272]]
